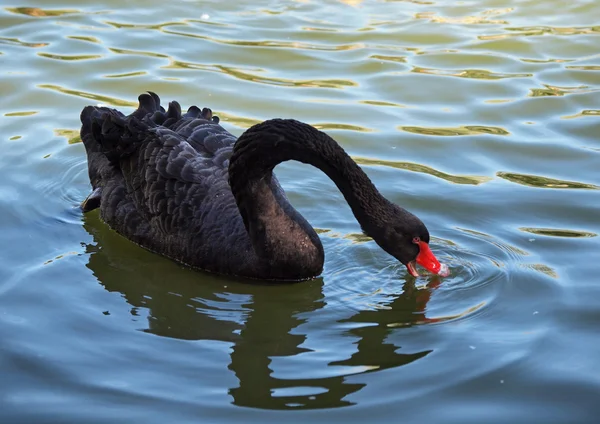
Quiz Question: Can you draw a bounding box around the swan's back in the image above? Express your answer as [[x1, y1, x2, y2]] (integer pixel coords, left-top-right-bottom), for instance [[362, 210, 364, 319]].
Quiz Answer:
[[80, 92, 260, 275]]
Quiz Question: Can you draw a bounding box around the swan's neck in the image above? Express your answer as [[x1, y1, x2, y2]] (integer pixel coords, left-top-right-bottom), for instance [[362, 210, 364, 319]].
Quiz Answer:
[[229, 119, 389, 279]]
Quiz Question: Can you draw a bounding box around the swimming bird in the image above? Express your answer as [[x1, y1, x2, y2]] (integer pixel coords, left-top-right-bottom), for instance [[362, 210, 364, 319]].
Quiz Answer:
[[79, 92, 449, 281]]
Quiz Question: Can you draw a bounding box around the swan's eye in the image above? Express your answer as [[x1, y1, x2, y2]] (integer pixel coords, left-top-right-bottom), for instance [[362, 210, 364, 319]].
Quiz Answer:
[[412, 237, 420, 244]]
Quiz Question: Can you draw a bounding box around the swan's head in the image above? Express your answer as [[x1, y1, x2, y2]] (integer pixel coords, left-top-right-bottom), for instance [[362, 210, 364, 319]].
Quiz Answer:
[[369, 206, 450, 278]]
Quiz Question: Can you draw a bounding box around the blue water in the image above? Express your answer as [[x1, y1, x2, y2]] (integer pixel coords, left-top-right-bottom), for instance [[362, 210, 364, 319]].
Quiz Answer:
[[1, 0, 599, 422]]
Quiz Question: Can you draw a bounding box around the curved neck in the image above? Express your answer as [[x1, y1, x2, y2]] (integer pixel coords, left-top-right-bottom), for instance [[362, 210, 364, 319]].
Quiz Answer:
[[229, 119, 389, 278]]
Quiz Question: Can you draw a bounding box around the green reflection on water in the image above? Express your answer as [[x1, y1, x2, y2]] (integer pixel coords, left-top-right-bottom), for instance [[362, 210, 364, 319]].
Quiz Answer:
[[37, 84, 137, 107], [164, 60, 358, 89], [521, 263, 558, 279], [412, 67, 532, 80], [104, 20, 185, 30], [4, 111, 38, 117], [313, 123, 373, 132], [479, 25, 600, 40], [68, 35, 101, 43], [353, 156, 491, 185], [562, 110, 600, 119], [400, 125, 509, 136], [370, 54, 407, 63], [519, 227, 597, 238], [104, 71, 147, 78], [520, 57, 573, 63], [565, 65, 600, 71], [108, 47, 169, 59], [54, 129, 81, 144], [360, 100, 405, 107], [0, 36, 48, 48], [162, 29, 365, 52], [38, 52, 103, 61], [5, 7, 80, 17], [497, 172, 599, 190], [529, 84, 598, 97]]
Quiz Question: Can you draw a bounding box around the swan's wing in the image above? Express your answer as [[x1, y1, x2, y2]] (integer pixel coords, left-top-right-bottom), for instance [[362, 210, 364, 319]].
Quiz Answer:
[[122, 126, 232, 233], [80, 92, 255, 273]]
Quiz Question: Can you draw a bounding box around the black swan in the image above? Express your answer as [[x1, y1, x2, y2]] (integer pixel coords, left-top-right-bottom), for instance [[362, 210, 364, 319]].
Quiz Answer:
[[79, 92, 449, 281]]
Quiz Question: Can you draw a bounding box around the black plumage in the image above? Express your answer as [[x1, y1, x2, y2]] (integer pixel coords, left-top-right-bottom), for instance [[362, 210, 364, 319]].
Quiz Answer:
[[80, 92, 438, 281]]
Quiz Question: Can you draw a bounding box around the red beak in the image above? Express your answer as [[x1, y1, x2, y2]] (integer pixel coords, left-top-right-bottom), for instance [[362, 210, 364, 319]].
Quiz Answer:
[[406, 241, 450, 277]]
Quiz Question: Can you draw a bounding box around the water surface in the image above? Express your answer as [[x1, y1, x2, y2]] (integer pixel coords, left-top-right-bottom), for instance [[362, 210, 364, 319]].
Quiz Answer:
[[1, 0, 599, 422]]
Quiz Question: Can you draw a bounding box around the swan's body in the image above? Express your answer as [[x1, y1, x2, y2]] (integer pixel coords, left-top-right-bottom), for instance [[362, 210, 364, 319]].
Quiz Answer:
[[80, 92, 447, 281]]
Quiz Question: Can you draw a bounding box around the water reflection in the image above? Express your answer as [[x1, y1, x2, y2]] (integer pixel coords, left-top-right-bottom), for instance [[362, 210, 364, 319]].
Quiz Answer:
[[562, 109, 600, 119], [38, 84, 137, 107], [5, 7, 80, 17], [497, 172, 599, 190], [67, 35, 100, 43], [82, 212, 438, 410], [353, 156, 491, 185], [4, 111, 38, 117], [0, 36, 48, 48], [411, 67, 531, 80], [161, 29, 364, 52], [399, 125, 509, 136], [519, 227, 597, 238], [529, 84, 598, 97], [164, 60, 358, 89], [38, 52, 102, 61]]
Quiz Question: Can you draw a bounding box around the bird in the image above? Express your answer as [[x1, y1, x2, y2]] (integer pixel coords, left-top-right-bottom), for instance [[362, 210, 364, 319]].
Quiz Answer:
[[79, 92, 449, 281]]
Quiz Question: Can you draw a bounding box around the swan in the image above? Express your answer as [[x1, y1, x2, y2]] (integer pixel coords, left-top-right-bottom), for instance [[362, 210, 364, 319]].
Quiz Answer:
[[79, 92, 449, 281]]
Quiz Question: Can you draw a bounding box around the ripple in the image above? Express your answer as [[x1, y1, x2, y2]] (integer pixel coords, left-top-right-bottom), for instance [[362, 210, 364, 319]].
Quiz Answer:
[[412, 66, 532, 80], [353, 157, 491, 185], [302, 27, 338, 33], [399, 125, 509, 136], [520, 57, 573, 63], [382, 0, 435, 4], [163, 60, 358, 89], [415, 12, 508, 25], [104, 20, 185, 30], [104, 71, 147, 79], [497, 172, 599, 190], [529, 84, 599, 97], [215, 112, 262, 129], [370, 54, 407, 63], [37, 52, 103, 61], [4, 111, 38, 117], [54, 129, 81, 145], [108, 47, 169, 59], [456, 227, 529, 260], [162, 29, 365, 52], [520, 263, 558, 279], [185, 18, 230, 28], [359, 100, 405, 107], [386, 302, 487, 327], [484, 99, 515, 104], [67, 36, 101, 44], [519, 227, 597, 238], [479, 25, 600, 40], [5, 7, 80, 17], [341, 233, 509, 329], [313, 123, 373, 132], [37, 84, 137, 107], [565, 65, 600, 71], [0, 37, 48, 48], [562, 109, 600, 119]]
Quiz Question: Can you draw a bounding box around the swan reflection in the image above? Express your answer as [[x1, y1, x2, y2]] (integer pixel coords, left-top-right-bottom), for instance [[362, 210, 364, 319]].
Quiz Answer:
[[82, 212, 438, 409]]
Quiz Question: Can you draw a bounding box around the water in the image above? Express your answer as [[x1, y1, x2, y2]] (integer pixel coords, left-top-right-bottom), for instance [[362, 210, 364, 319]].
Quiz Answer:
[[1, 0, 599, 422]]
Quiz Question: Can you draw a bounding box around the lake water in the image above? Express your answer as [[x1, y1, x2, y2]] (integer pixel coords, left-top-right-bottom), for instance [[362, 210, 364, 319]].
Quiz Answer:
[[1, 0, 599, 422]]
